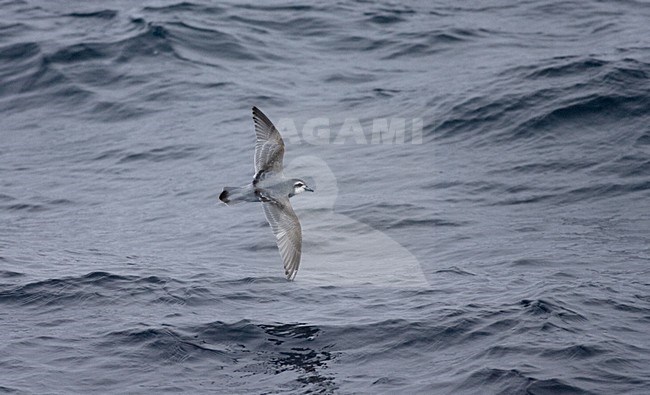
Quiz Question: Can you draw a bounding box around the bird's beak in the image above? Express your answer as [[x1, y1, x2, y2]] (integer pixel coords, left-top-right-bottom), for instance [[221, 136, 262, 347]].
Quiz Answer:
[[305, 187, 314, 192]]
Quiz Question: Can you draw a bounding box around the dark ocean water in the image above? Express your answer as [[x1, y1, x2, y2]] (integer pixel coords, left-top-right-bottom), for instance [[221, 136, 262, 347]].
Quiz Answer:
[[2, 0, 650, 393]]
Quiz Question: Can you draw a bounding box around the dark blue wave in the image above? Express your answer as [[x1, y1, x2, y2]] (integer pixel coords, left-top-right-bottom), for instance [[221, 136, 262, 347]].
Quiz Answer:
[[0, 272, 177, 307], [433, 57, 650, 143]]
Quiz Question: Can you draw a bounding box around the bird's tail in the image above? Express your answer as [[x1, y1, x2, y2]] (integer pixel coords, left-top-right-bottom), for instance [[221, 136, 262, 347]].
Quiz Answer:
[[219, 186, 256, 205]]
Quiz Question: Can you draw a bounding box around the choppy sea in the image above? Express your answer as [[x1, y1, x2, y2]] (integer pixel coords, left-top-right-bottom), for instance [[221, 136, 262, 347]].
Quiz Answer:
[[1, 0, 650, 393]]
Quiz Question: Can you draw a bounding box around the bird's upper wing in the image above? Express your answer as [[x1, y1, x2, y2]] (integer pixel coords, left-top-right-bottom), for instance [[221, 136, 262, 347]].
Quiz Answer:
[[252, 106, 284, 174], [261, 197, 302, 280]]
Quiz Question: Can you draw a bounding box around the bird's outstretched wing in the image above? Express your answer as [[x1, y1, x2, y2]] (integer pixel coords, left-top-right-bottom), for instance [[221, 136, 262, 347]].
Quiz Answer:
[[252, 106, 284, 174], [261, 197, 302, 280]]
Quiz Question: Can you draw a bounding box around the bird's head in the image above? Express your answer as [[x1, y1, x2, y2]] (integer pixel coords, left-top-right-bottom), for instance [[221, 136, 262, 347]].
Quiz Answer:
[[291, 179, 314, 195]]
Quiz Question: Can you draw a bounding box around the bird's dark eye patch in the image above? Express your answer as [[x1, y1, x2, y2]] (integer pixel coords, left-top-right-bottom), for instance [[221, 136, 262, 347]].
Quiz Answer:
[[295, 182, 304, 187]]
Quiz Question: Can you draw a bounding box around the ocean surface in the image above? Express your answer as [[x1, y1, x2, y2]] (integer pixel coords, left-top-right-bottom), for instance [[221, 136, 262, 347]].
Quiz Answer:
[[1, 0, 650, 393]]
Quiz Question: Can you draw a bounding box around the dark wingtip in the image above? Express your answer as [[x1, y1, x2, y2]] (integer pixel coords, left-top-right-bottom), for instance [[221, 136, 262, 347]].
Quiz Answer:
[[219, 189, 230, 204], [252, 106, 271, 124]]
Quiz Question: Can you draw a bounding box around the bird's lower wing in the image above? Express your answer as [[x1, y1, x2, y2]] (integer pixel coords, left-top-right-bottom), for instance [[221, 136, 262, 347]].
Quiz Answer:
[[261, 198, 302, 280]]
